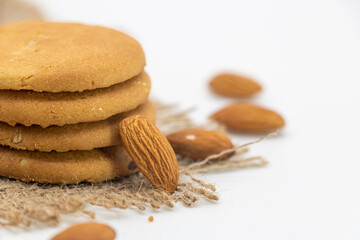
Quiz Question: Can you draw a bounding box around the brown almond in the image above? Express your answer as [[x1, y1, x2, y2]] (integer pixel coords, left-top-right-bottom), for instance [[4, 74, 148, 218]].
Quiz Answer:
[[209, 73, 262, 98], [210, 103, 285, 132], [119, 115, 179, 193], [167, 128, 234, 161], [51, 222, 115, 240]]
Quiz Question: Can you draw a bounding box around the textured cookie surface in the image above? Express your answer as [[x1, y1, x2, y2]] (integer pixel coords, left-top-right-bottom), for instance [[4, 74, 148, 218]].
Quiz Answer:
[[0, 101, 155, 152], [0, 145, 138, 184], [0, 21, 145, 92], [0, 72, 151, 127]]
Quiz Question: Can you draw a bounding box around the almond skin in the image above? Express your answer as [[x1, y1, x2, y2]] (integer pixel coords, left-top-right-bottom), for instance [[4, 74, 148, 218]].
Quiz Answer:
[[209, 73, 262, 98], [210, 103, 285, 132], [119, 115, 179, 193], [167, 129, 234, 161], [51, 222, 115, 240]]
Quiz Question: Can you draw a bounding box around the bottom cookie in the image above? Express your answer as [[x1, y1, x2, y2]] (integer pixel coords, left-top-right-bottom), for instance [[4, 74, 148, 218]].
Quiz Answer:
[[0, 145, 138, 184]]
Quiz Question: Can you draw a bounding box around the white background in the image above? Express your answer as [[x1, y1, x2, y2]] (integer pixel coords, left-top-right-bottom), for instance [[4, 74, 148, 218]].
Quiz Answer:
[[1, 0, 360, 239]]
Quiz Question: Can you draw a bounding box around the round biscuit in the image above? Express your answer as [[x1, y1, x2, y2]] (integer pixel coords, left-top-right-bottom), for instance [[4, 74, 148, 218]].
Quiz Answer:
[[0, 21, 145, 92], [0, 72, 151, 127], [0, 145, 138, 184], [0, 101, 155, 152]]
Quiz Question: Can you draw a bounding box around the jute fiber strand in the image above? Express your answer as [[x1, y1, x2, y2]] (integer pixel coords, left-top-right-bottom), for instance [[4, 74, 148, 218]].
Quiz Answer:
[[0, 102, 270, 227]]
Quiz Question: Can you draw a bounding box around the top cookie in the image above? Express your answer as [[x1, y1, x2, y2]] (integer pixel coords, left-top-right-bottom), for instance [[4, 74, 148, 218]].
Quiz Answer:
[[0, 21, 145, 92]]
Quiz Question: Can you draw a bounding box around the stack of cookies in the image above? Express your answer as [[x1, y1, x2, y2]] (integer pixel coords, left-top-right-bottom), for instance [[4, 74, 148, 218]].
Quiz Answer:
[[0, 21, 154, 184]]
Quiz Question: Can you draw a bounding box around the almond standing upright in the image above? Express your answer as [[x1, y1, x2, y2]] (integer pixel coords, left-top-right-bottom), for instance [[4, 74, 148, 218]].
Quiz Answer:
[[119, 115, 179, 193]]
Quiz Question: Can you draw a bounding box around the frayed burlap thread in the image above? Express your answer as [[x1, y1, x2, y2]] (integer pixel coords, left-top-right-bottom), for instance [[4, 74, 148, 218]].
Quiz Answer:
[[0, 102, 271, 227]]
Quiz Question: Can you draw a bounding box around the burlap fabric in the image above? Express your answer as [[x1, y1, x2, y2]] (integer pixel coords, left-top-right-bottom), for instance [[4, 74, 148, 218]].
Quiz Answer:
[[0, 102, 270, 227]]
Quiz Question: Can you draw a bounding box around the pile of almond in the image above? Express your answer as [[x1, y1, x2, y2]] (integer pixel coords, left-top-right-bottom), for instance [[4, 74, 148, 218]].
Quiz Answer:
[[50, 73, 285, 239], [117, 72, 284, 194]]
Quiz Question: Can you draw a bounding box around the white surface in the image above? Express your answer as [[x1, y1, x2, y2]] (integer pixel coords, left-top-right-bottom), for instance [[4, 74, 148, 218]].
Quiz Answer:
[[1, 0, 360, 239]]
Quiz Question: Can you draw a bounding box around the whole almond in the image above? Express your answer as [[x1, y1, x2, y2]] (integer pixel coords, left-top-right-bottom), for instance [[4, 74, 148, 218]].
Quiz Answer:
[[167, 129, 234, 161], [51, 222, 115, 240], [119, 115, 179, 192], [209, 73, 262, 98], [210, 103, 285, 132]]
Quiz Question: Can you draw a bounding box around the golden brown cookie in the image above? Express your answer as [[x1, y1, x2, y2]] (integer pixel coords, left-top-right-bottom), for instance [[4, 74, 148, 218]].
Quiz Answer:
[[0, 145, 138, 184], [0, 101, 155, 152], [0, 72, 151, 127], [0, 21, 145, 92]]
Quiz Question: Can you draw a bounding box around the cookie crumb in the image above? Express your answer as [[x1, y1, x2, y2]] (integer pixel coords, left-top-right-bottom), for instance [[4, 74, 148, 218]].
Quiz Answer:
[[26, 40, 37, 47], [11, 129, 22, 143], [148, 216, 154, 222], [19, 159, 28, 167]]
